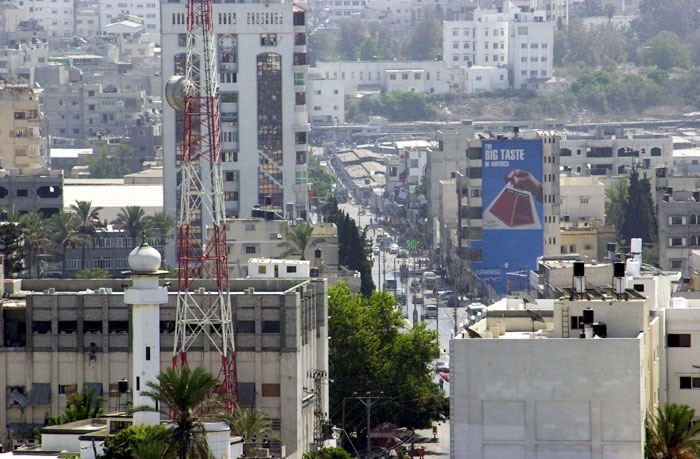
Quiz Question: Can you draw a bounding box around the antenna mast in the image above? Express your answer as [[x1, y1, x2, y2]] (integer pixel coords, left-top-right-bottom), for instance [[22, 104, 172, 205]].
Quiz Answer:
[[166, 0, 237, 403]]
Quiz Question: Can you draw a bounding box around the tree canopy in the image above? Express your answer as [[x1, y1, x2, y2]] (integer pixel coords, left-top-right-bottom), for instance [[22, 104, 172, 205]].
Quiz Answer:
[[645, 403, 700, 458], [620, 168, 657, 247], [328, 284, 446, 435], [321, 198, 375, 296]]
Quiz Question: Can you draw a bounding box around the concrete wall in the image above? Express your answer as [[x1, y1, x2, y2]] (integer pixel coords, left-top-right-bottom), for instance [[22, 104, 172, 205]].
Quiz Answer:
[[451, 336, 646, 459]]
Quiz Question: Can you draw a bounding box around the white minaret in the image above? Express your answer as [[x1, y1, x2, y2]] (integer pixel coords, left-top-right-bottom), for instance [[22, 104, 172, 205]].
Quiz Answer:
[[124, 239, 169, 425]]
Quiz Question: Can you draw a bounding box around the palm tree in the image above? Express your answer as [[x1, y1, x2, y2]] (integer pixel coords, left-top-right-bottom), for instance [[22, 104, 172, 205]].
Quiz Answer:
[[49, 211, 87, 278], [70, 200, 103, 270], [139, 366, 224, 459], [278, 224, 325, 260], [645, 403, 700, 459], [114, 206, 147, 240], [226, 405, 276, 444], [20, 212, 51, 278], [605, 178, 628, 235], [144, 211, 177, 246]]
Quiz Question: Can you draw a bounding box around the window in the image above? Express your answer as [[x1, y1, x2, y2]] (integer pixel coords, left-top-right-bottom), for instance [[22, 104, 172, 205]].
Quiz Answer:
[[286, 266, 297, 273], [669, 238, 685, 247], [245, 246, 256, 254], [293, 72, 304, 85], [517, 26, 528, 35], [237, 321, 255, 333], [580, 198, 588, 204], [668, 334, 691, 347], [260, 33, 277, 46], [261, 383, 281, 397], [402, 74, 408, 80], [262, 321, 280, 333], [669, 216, 686, 225], [680, 376, 700, 389]]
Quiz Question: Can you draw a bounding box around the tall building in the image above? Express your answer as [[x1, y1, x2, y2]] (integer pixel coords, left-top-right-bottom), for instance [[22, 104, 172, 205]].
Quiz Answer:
[[161, 0, 310, 264], [448, 131, 559, 296], [0, 85, 45, 170]]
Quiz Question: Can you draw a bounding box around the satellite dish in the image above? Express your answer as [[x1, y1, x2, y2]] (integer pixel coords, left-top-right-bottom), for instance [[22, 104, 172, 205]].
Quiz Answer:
[[521, 292, 538, 306], [526, 309, 545, 323], [466, 328, 482, 339]]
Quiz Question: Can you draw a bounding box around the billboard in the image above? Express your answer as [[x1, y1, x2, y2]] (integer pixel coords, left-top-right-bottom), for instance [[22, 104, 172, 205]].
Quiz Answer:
[[474, 139, 544, 294]]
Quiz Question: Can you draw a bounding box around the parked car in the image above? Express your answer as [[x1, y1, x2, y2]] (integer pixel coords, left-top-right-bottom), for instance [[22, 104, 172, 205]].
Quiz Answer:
[[423, 304, 438, 319], [388, 243, 400, 254], [435, 360, 450, 373], [394, 288, 406, 303]]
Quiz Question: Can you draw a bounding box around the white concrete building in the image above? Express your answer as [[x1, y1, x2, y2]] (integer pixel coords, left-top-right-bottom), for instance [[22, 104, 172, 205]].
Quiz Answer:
[[442, 3, 554, 90], [559, 175, 605, 222], [12, 0, 74, 38], [560, 131, 673, 177], [161, 1, 310, 265], [306, 73, 345, 125], [451, 285, 660, 458], [98, 0, 160, 42], [314, 61, 449, 95]]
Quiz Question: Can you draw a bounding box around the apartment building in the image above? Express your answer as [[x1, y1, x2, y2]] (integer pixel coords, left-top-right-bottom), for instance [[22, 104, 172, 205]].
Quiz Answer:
[[161, 1, 310, 264], [0, 85, 45, 170], [0, 277, 329, 459], [451, 278, 659, 458]]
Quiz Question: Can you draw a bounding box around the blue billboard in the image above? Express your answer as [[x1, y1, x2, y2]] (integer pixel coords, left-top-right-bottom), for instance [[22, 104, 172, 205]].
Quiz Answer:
[[473, 139, 544, 294]]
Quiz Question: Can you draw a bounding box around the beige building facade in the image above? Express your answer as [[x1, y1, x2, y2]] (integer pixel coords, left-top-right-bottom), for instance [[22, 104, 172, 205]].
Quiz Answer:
[[0, 278, 329, 458], [0, 85, 43, 170]]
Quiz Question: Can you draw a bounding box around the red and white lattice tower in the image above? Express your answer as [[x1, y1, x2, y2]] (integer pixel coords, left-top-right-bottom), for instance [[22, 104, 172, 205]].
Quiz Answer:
[[164, 0, 237, 403]]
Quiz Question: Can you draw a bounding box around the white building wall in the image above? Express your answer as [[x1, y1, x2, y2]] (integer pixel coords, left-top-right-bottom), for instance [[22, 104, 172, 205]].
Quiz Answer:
[[313, 61, 449, 94], [559, 176, 606, 222], [162, 1, 309, 265], [307, 77, 345, 125], [99, 0, 160, 41], [509, 16, 554, 90], [451, 337, 646, 459], [17, 0, 74, 38]]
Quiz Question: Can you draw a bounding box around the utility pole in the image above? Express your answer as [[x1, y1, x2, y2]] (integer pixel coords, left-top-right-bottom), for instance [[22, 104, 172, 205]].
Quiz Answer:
[[308, 369, 328, 449], [352, 391, 387, 457]]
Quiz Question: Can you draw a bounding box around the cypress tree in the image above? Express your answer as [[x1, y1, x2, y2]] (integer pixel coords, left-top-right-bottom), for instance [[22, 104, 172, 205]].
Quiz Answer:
[[620, 167, 658, 245]]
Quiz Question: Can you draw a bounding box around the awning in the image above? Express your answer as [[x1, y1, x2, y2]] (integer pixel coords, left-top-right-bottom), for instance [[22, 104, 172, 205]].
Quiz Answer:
[[28, 383, 51, 405], [9, 389, 28, 408], [439, 372, 450, 383]]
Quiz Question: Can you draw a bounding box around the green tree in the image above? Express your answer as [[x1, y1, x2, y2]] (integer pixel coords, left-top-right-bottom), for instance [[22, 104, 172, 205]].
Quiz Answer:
[[278, 224, 325, 260], [103, 424, 176, 459], [139, 366, 224, 459], [114, 206, 147, 239], [20, 212, 52, 279], [645, 403, 700, 458], [144, 211, 177, 246], [633, 0, 700, 42], [309, 29, 339, 65], [641, 32, 691, 70], [71, 200, 103, 270], [303, 447, 353, 459], [321, 198, 375, 296], [604, 3, 615, 22], [86, 145, 133, 178], [359, 36, 381, 61], [338, 19, 368, 60], [621, 168, 658, 247], [0, 221, 26, 278], [605, 178, 628, 236], [63, 387, 102, 422], [227, 406, 275, 442], [49, 211, 86, 278], [328, 284, 445, 432], [403, 12, 442, 60], [308, 156, 337, 206]]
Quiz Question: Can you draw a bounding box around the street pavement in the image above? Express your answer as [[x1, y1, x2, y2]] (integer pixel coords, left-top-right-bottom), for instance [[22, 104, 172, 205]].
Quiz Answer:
[[411, 421, 450, 457]]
